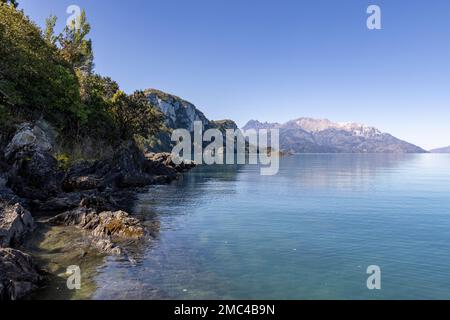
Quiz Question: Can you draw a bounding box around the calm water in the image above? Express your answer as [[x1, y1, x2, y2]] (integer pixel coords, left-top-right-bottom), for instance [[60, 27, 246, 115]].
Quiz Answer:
[[91, 154, 450, 299]]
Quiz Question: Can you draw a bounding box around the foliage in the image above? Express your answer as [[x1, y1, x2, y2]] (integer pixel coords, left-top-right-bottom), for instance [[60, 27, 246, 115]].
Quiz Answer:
[[0, 3, 166, 159], [44, 14, 57, 46], [0, 0, 18, 8], [77, 73, 120, 142], [110, 91, 165, 140], [57, 10, 94, 75], [0, 5, 83, 130], [56, 153, 71, 171]]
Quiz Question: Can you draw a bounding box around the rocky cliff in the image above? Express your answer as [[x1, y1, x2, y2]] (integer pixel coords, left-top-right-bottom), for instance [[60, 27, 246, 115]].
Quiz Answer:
[[145, 89, 211, 132], [243, 118, 426, 153], [144, 89, 238, 151]]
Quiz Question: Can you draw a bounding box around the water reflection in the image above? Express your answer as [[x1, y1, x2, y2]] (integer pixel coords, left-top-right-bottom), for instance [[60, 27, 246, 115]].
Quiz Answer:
[[82, 155, 450, 299], [274, 154, 417, 190]]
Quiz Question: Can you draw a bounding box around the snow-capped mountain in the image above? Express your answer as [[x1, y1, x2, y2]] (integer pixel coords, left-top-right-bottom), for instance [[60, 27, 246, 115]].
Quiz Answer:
[[243, 118, 426, 153]]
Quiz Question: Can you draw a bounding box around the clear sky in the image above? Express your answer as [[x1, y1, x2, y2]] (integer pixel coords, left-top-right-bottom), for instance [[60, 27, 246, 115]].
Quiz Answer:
[[19, 0, 450, 149]]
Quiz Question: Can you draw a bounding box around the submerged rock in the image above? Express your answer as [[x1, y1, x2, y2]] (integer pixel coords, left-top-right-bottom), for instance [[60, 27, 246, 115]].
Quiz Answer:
[[0, 248, 42, 300], [48, 207, 144, 255], [0, 203, 34, 248]]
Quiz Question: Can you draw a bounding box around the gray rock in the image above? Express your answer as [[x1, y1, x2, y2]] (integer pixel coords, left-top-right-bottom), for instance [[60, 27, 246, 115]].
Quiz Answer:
[[4, 122, 63, 201], [4, 121, 54, 161], [145, 152, 196, 173], [0, 175, 6, 189], [48, 207, 144, 255], [0, 203, 34, 248], [9, 150, 63, 200], [0, 248, 42, 300], [63, 142, 184, 192], [145, 89, 211, 132]]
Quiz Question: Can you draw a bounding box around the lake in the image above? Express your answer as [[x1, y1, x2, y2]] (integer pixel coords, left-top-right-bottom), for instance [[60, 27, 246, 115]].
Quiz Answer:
[[91, 154, 450, 299]]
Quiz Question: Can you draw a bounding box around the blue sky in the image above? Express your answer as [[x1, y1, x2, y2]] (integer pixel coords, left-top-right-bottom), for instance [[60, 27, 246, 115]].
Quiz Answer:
[[20, 0, 450, 149]]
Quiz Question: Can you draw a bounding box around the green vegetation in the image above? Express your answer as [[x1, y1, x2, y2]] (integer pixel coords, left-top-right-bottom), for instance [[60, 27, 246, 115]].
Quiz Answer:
[[0, 1, 18, 8], [0, 2, 165, 157], [56, 153, 71, 171], [110, 90, 165, 140]]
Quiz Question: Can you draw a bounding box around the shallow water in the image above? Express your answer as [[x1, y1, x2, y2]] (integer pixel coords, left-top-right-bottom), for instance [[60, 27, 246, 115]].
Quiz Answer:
[[47, 154, 450, 299]]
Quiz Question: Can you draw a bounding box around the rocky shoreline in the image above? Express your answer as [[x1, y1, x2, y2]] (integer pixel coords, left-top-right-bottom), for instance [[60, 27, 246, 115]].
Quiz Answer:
[[0, 121, 195, 300]]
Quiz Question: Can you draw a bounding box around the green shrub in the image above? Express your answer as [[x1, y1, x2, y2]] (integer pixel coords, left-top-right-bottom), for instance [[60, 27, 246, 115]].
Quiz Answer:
[[0, 5, 82, 129], [56, 153, 71, 171]]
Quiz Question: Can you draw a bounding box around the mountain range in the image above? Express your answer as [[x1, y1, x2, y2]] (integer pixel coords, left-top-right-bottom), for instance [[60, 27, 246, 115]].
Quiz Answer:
[[243, 118, 427, 153], [430, 146, 450, 153], [145, 89, 427, 154]]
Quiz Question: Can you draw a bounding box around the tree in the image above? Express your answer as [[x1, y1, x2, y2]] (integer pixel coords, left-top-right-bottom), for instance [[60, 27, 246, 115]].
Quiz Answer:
[[110, 91, 165, 140], [0, 0, 19, 8], [58, 9, 94, 75], [44, 14, 57, 46], [0, 5, 82, 129]]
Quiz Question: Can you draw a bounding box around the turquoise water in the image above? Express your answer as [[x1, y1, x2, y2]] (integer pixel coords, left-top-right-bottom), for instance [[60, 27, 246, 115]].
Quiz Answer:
[[93, 154, 450, 299]]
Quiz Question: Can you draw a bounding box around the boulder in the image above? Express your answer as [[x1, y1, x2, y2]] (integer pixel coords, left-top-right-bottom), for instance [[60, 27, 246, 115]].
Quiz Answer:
[[62, 160, 109, 192], [0, 248, 42, 300], [33, 192, 84, 214], [4, 121, 54, 161], [9, 150, 63, 200], [92, 211, 144, 239], [0, 203, 34, 248], [79, 195, 116, 212], [48, 207, 144, 255], [0, 158, 20, 203], [5, 122, 63, 201], [146, 152, 196, 173]]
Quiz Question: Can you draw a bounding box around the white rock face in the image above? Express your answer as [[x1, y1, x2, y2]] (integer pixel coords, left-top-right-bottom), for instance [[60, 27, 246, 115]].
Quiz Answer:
[[145, 89, 211, 131]]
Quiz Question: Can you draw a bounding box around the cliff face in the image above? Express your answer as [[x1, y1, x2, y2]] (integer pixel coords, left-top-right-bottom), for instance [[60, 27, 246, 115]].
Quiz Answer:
[[145, 89, 211, 132], [243, 118, 426, 154], [144, 89, 238, 152]]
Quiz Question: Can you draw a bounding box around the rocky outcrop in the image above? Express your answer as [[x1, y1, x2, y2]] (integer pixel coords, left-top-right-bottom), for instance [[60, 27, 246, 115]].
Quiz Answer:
[[210, 119, 239, 133], [145, 89, 211, 132], [0, 203, 34, 248], [144, 89, 239, 152], [48, 207, 145, 255], [0, 248, 43, 300], [62, 142, 197, 195], [5, 121, 63, 201], [243, 118, 427, 153], [0, 120, 197, 298], [145, 152, 196, 173], [4, 121, 55, 161]]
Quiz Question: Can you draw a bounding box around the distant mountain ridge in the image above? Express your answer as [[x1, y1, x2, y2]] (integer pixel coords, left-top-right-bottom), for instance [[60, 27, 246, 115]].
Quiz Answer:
[[430, 146, 450, 153], [243, 118, 426, 154]]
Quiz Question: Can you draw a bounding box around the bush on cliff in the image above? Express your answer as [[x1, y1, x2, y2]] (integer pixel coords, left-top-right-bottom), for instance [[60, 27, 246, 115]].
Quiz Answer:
[[0, 4, 83, 131], [0, 3, 165, 158]]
